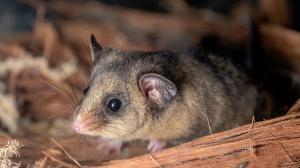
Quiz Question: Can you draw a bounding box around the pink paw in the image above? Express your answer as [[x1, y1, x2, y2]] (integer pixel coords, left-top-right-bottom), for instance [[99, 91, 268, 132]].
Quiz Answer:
[[97, 138, 123, 156], [147, 139, 167, 153]]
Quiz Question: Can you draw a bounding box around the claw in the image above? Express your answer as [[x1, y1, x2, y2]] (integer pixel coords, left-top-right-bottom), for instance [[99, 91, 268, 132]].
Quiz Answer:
[[147, 139, 167, 153]]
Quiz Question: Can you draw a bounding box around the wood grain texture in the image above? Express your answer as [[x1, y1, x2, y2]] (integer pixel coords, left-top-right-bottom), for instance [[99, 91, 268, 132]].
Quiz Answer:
[[95, 113, 300, 168]]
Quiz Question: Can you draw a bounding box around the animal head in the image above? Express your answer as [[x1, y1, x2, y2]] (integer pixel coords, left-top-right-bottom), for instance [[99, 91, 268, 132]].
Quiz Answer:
[[71, 35, 185, 140]]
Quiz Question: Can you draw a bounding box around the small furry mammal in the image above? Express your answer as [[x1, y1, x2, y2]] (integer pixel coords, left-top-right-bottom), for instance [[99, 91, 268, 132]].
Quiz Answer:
[[72, 35, 259, 153]]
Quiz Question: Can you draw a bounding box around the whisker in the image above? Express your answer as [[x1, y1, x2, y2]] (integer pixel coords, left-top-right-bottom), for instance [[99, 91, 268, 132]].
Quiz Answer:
[[61, 69, 81, 106], [87, 120, 130, 133], [47, 112, 71, 120], [43, 97, 74, 111], [35, 77, 76, 108], [57, 118, 72, 124], [98, 127, 118, 137], [22, 91, 58, 100], [89, 120, 130, 131], [103, 125, 129, 132], [92, 118, 136, 127]]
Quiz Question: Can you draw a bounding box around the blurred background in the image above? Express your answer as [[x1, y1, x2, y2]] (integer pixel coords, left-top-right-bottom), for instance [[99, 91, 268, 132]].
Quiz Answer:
[[0, 0, 300, 166]]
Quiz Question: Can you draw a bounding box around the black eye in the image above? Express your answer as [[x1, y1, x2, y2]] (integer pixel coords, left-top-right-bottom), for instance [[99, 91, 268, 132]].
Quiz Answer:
[[106, 98, 122, 112], [83, 86, 90, 95]]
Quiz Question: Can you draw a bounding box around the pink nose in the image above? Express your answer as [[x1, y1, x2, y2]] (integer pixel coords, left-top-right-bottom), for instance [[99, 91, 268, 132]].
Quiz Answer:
[[71, 121, 85, 133]]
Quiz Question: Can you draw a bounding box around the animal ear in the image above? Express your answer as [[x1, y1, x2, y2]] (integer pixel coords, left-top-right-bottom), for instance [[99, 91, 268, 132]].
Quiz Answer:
[[89, 34, 102, 62], [139, 73, 177, 108]]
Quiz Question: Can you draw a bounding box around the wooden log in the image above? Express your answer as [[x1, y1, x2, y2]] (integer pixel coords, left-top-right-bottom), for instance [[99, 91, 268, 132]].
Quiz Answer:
[[97, 113, 300, 168]]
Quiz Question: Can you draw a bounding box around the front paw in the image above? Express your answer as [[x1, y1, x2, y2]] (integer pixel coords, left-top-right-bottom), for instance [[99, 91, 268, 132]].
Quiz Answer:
[[147, 139, 167, 153], [97, 138, 123, 156]]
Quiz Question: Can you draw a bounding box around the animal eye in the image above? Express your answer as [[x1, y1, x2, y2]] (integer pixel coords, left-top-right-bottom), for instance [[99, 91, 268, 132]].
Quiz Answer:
[[83, 86, 90, 95], [106, 98, 122, 112]]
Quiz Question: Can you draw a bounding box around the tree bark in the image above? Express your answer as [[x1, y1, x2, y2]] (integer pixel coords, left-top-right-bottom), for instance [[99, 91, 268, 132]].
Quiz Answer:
[[98, 113, 300, 168]]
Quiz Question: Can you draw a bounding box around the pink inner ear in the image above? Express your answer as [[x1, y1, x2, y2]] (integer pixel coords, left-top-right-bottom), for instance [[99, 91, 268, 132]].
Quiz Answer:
[[140, 78, 157, 98]]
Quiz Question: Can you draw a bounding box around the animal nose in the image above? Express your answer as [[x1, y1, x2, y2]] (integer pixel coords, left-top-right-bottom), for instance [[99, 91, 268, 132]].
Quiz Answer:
[[71, 121, 85, 133], [71, 117, 97, 134]]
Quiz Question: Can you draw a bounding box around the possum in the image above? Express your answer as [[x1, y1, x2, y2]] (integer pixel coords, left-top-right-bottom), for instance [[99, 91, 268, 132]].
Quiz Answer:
[[71, 35, 260, 154]]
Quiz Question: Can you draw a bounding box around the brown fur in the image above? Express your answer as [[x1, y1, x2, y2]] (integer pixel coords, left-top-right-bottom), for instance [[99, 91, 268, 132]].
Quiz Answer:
[[73, 40, 259, 145]]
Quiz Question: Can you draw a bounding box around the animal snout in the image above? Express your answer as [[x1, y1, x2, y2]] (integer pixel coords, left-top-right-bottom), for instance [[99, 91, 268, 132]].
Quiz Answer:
[[71, 118, 96, 134]]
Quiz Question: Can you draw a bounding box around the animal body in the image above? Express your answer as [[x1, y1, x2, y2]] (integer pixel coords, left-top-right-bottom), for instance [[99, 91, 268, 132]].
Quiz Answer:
[[71, 35, 259, 153]]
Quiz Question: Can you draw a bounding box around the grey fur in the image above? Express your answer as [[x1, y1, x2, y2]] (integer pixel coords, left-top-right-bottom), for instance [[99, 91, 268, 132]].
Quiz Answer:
[[74, 39, 260, 145]]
